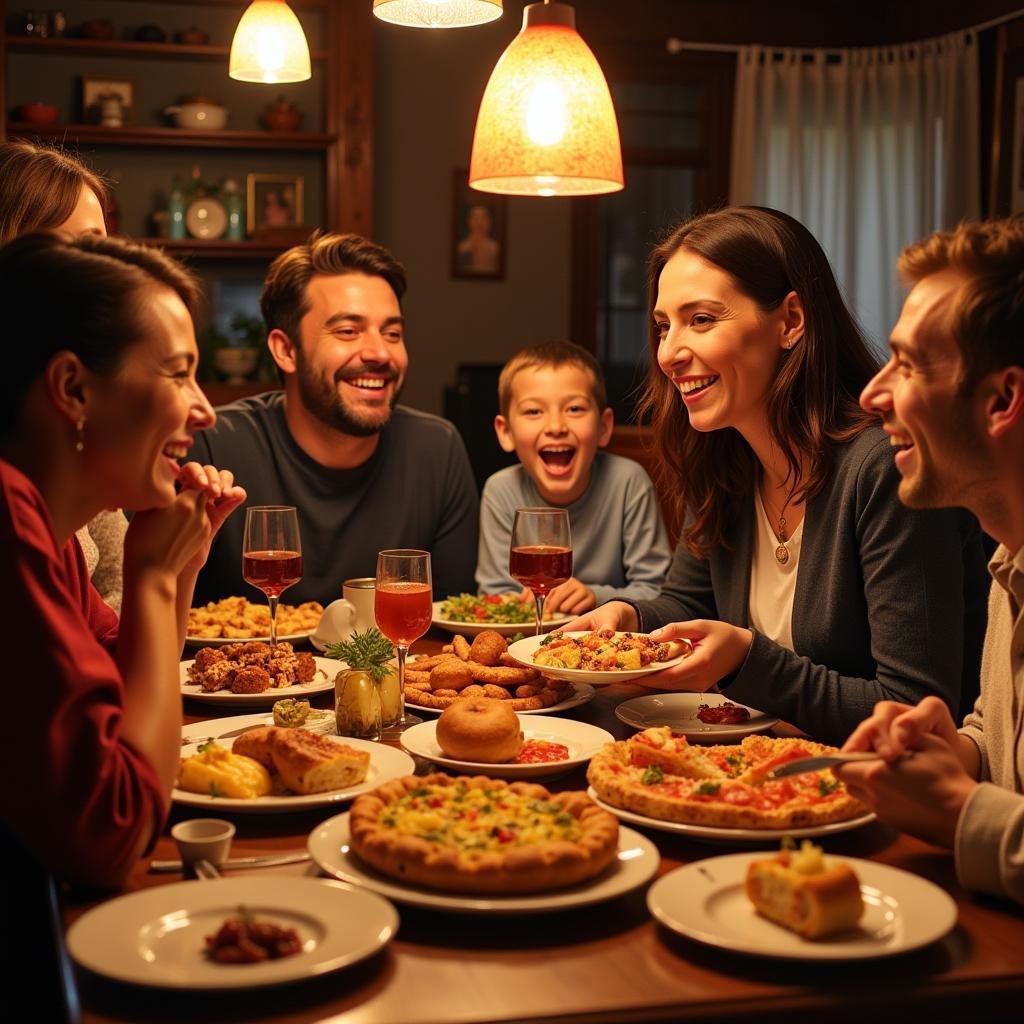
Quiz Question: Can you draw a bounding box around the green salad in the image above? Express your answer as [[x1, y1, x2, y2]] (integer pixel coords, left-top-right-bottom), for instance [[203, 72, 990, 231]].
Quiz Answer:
[[440, 592, 541, 625]]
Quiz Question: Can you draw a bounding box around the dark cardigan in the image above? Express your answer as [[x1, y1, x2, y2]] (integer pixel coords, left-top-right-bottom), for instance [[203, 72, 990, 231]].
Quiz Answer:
[[632, 425, 989, 745]]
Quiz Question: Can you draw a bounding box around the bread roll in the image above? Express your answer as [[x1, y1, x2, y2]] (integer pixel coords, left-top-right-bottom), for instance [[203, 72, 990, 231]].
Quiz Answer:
[[436, 699, 524, 763], [745, 841, 864, 939], [232, 726, 369, 794]]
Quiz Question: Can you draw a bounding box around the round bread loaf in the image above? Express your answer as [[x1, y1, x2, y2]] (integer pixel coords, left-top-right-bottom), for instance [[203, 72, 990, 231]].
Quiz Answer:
[[436, 698, 524, 763]]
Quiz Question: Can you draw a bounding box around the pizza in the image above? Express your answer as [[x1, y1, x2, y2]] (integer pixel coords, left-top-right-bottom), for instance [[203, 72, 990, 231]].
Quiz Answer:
[[533, 630, 690, 671], [587, 728, 867, 830], [348, 773, 620, 894]]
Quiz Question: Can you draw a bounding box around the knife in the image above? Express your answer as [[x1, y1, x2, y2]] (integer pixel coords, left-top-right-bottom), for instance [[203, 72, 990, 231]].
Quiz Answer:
[[767, 751, 888, 780], [149, 851, 311, 873]]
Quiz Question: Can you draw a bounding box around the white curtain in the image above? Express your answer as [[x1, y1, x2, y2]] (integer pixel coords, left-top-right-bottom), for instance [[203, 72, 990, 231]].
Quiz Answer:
[[729, 33, 980, 351]]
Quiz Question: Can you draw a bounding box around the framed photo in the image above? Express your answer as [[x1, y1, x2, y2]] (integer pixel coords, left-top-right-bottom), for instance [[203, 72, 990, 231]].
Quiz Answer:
[[81, 76, 134, 124], [990, 39, 1024, 216], [451, 170, 506, 279], [246, 174, 305, 236]]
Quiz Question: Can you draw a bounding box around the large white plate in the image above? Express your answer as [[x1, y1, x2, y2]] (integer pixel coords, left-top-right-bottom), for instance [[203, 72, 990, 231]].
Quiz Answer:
[[615, 692, 780, 743], [399, 715, 614, 779], [408, 681, 596, 717], [67, 877, 398, 989], [431, 599, 573, 638], [180, 656, 338, 707], [507, 632, 691, 685], [309, 814, 659, 914], [176, 715, 414, 813], [587, 787, 876, 844], [647, 853, 957, 960], [185, 631, 312, 649]]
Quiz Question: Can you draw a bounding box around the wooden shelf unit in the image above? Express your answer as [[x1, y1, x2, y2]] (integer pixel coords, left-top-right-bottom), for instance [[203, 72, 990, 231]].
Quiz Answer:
[[6, 123, 336, 150], [4, 35, 328, 61]]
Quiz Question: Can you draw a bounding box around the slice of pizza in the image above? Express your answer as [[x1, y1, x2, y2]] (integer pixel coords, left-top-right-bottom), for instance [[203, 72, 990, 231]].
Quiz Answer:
[[625, 727, 723, 780]]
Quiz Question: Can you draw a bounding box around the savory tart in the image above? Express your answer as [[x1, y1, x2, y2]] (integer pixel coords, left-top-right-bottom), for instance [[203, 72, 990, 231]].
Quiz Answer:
[[746, 840, 864, 938], [587, 728, 866, 830], [349, 773, 619, 894]]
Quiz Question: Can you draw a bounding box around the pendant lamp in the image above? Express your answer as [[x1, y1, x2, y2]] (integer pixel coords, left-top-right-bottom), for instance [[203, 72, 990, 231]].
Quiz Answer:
[[229, 0, 312, 84], [469, 1, 623, 196], [372, 0, 502, 29]]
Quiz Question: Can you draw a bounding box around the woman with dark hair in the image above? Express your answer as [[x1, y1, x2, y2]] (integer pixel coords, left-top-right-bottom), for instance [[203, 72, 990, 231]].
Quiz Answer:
[[0, 140, 127, 612], [571, 207, 987, 742], [0, 233, 245, 888]]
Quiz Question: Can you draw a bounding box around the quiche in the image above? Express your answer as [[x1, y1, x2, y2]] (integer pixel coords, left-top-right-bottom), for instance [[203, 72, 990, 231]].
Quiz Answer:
[[587, 728, 867, 830], [348, 773, 620, 894]]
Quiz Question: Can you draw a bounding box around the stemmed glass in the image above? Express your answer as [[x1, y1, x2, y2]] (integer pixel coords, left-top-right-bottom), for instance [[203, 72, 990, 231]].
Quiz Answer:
[[509, 507, 572, 636], [375, 549, 432, 735], [242, 506, 303, 649]]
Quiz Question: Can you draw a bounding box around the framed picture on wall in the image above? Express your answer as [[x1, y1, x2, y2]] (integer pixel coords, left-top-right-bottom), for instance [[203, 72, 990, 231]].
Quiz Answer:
[[451, 171, 506, 280], [246, 173, 305, 236], [81, 76, 134, 125], [990, 37, 1024, 216]]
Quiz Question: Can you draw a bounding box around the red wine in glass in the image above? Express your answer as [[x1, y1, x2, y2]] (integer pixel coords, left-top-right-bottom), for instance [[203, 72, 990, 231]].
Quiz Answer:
[[509, 545, 572, 596], [242, 550, 303, 598], [509, 508, 572, 636], [242, 506, 302, 648]]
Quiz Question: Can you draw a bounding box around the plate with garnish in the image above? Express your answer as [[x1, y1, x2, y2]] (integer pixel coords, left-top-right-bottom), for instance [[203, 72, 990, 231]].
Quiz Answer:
[[615, 693, 779, 743]]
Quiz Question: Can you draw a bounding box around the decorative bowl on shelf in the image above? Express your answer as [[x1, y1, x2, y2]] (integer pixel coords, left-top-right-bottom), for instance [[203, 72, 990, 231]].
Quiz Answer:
[[135, 24, 167, 43], [175, 26, 210, 46], [79, 19, 115, 40], [213, 347, 260, 384], [16, 102, 59, 125], [261, 97, 302, 132], [164, 96, 228, 130]]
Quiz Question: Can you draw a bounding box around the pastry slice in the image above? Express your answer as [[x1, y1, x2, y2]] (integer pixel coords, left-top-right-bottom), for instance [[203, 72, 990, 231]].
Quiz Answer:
[[269, 729, 370, 794], [626, 726, 722, 780]]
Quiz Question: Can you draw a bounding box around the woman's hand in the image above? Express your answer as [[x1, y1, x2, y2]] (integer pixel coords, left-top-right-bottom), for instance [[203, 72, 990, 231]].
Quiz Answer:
[[123, 488, 213, 583], [544, 577, 597, 616], [560, 601, 639, 634], [643, 619, 753, 691], [175, 462, 246, 578]]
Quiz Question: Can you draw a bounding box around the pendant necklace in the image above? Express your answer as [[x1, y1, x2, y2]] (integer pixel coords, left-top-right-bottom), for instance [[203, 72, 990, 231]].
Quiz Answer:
[[774, 505, 790, 566]]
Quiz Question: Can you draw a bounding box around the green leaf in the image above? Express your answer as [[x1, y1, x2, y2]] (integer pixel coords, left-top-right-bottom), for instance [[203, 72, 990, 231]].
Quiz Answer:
[[325, 627, 396, 682], [196, 738, 216, 754], [641, 764, 664, 785], [696, 781, 720, 796], [208, 782, 225, 798]]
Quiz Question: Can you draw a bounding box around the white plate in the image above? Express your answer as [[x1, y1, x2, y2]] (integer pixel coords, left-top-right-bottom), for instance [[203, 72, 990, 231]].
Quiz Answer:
[[647, 853, 957, 960], [184, 631, 312, 649], [399, 715, 615, 779], [615, 693, 780, 743], [431, 600, 573, 638], [506, 632, 691, 685], [408, 681, 596, 717], [180, 656, 338, 707], [309, 814, 659, 914], [67, 877, 398, 989], [587, 787, 876, 844], [175, 715, 414, 813]]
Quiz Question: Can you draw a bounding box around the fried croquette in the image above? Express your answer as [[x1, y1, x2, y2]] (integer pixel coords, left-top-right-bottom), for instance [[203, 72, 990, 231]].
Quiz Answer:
[[468, 630, 506, 667], [430, 660, 476, 691]]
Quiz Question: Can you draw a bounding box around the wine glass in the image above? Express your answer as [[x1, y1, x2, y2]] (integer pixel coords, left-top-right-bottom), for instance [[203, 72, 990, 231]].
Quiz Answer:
[[509, 507, 572, 636], [375, 549, 432, 735], [242, 506, 303, 649]]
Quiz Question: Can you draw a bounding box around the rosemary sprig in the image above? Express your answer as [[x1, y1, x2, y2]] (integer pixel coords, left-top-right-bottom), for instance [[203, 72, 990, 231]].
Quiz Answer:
[[325, 627, 395, 682]]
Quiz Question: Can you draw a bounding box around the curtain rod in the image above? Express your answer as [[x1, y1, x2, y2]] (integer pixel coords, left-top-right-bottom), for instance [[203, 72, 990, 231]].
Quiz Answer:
[[665, 6, 1024, 56]]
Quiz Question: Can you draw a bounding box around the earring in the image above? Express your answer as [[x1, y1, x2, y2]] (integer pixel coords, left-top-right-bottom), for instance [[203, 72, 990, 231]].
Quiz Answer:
[[75, 417, 85, 453]]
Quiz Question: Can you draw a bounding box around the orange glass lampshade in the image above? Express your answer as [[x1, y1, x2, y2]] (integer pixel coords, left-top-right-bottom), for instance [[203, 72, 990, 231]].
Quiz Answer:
[[229, 0, 312, 84], [469, 2, 623, 196], [372, 0, 502, 29]]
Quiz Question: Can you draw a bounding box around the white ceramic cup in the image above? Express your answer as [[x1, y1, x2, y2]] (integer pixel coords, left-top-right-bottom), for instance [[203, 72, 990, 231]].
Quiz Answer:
[[171, 818, 235, 869], [313, 577, 377, 649]]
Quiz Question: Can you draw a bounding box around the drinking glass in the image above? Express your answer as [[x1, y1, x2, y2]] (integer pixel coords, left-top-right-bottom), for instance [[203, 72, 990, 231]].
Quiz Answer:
[[242, 506, 303, 648], [375, 549, 432, 735], [509, 507, 572, 636]]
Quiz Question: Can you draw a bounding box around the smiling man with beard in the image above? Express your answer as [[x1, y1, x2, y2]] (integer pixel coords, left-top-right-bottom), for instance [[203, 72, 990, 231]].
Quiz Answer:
[[188, 232, 479, 604]]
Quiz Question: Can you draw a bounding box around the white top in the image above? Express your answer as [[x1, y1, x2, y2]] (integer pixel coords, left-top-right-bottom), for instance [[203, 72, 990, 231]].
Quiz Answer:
[[748, 495, 804, 652]]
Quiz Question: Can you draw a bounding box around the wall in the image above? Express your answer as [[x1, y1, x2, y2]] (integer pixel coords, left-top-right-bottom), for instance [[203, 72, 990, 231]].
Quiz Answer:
[[372, 4, 571, 417]]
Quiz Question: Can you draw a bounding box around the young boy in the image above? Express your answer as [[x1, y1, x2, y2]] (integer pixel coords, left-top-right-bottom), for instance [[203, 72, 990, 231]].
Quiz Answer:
[[476, 341, 671, 615]]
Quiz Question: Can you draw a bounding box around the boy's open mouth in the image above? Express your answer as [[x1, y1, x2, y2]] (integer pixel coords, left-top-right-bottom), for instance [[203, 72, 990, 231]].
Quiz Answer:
[[539, 446, 576, 475]]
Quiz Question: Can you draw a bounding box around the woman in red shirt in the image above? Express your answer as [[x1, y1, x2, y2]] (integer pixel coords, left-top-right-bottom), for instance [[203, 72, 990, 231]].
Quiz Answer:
[[0, 233, 246, 888]]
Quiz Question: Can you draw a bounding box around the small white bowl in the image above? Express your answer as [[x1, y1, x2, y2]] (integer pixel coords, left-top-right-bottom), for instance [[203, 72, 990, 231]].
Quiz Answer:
[[171, 818, 235, 868]]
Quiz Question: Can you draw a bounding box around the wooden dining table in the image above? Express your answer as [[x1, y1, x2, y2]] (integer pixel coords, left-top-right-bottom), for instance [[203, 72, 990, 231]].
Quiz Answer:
[[63, 633, 1024, 1024]]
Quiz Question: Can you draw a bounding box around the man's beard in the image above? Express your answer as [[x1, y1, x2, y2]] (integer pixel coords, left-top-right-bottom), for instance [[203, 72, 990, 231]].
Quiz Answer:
[[295, 352, 402, 438]]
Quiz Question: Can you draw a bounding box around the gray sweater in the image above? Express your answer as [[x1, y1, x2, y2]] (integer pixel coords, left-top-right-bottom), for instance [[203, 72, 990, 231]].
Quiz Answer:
[[631, 426, 989, 744]]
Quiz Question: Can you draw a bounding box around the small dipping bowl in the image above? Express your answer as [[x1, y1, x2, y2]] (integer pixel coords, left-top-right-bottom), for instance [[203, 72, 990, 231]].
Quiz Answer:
[[171, 818, 235, 871]]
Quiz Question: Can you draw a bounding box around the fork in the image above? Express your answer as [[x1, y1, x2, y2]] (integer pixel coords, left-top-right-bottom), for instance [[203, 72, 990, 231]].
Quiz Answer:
[[768, 751, 897, 779]]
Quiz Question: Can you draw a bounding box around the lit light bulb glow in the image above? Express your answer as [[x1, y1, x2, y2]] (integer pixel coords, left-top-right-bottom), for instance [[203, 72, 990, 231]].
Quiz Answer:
[[229, 1, 311, 84], [525, 81, 567, 146]]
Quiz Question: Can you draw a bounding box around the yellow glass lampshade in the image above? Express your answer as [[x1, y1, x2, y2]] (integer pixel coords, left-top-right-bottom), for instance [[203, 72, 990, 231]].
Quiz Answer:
[[229, 0, 311, 84], [469, 2, 623, 196], [372, 0, 502, 29]]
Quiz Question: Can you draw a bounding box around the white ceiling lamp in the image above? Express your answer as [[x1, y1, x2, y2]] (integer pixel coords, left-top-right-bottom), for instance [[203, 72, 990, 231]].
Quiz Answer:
[[229, 0, 312, 84], [469, 1, 623, 197], [372, 1, 503, 29]]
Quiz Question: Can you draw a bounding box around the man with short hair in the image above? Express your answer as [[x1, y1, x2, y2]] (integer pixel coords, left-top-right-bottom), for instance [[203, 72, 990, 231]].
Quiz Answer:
[[189, 232, 479, 604], [836, 216, 1024, 905]]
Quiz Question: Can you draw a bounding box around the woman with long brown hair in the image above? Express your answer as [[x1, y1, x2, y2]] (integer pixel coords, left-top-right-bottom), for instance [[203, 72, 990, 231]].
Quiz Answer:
[[571, 207, 988, 742], [0, 140, 128, 612]]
